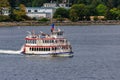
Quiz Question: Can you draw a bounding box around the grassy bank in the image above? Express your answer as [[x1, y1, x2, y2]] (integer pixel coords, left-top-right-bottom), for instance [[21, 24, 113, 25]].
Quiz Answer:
[[0, 20, 120, 27]]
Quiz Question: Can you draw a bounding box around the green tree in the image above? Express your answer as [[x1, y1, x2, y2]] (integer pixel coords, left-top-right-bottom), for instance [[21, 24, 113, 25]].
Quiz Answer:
[[69, 4, 89, 21], [96, 4, 107, 16], [0, 0, 10, 14], [12, 4, 27, 21], [69, 4, 80, 21], [78, 4, 88, 20], [0, 15, 10, 21], [109, 8, 120, 20], [103, 0, 113, 8], [38, 18, 49, 22], [32, 0, 48, 7], [53, 8, 69, 18], [69, 9, 79, 21]]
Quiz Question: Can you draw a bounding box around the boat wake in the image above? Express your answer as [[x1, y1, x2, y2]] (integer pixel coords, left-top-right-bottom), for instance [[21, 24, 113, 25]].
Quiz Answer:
[[0, 50, 21, 54], [0, 46, 23, 55]]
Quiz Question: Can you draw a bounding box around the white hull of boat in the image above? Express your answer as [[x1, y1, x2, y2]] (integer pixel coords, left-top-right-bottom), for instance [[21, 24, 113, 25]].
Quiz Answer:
[[22, 52, 73, 57]]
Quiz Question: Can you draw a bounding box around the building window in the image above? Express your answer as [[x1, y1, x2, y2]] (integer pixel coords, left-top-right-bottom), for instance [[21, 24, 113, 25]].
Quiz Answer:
[[34, 10, 38, 12], [28, 10, 31, 12]]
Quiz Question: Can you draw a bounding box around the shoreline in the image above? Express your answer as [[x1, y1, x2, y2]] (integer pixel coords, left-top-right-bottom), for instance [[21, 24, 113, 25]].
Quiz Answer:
[[0, 20, 120, 27]]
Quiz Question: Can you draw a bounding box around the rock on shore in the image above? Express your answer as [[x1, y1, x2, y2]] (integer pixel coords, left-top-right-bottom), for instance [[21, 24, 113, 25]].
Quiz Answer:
[[0, 20, 120, 27]]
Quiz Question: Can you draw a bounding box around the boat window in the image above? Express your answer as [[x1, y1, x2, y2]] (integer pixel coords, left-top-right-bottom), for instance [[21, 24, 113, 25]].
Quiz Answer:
[[41, 48, 43, 51], [44, 48, 46, 51], [52, 40, 54, 43], [43, 48, 45, 51], [45, 48, 47, 51], [33, 48, 35, 51], [31, 40, 33, 43], [43, 40, 44, 43], [39, 48, 40, 51], [40, 48, 42, 51], [45, 48, 46, 51], [27, 40, 29, 43], [30, 40, 31, 43], [52, 47, 54, 50], [57, 32, 63, 35], [47, 48, 50, 51], [33, 40, 34, 44], [32, 48, 34, 51], [32, 48, 33, 51], [55, 47, 57, 50], [36, 48, 37, 51], [46, 40, 48, 43], [29, 47, 31, 51], [48, 48, 50, 51], [34, 48, 36, 51], [52, 47, 56, 50], [26, 40, 27, 43], [50, 40, 52, 43], [33, 40, 36, 44], [37, 48, 39, 51]]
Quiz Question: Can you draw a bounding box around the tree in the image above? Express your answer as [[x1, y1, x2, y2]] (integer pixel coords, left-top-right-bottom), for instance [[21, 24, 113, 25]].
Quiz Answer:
[[69, 4, 80, 21], [69, 4, 89, 21], [109, 8, 120, 20], [96, 4, 107, 16], [53, 8, 69, 18], [19, 4, 26, 15], [12, 4, 27, 21], [69, 9, 79, 21], [32, 0, 48, 7], [78, 4, 88, 20], [0, 0, 10, 8], [0, 15, 10, 22], [0, 0, 10, 14], [103, 0, 113, 8]]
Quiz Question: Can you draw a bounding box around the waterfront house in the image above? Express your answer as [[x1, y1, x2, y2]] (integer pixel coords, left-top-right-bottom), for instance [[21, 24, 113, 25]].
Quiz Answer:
[[1, 8, 9, 15], [43, 3, 57, 7], [90, 16, 105, 21], [26, 7, 56, 19], [1, 1, 69, 19]]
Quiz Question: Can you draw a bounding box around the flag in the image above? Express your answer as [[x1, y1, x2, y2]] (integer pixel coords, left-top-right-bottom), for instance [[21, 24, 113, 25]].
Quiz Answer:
[[51, 23, 54, 32]]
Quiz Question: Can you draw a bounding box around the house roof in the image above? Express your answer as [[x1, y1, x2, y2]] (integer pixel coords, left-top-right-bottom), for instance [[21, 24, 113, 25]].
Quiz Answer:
[[27, 12, 51, 14], [26, 7, 55, 9]]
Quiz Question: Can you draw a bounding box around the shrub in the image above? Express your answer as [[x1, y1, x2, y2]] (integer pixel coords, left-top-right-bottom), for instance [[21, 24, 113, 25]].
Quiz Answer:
[[56, 18, 65, 22], [94, 16, 99, 21], [38, 18, 49, 22], [0, 15, 10, 22]]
